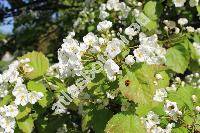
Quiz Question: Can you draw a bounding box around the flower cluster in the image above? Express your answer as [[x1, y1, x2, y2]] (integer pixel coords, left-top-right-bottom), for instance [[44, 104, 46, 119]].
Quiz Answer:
[[173, 0, 199, 7], [134, 33, 166, 65], [0, 58, 43, 132], [1, 0, 200, 132], [99, 0, 131, 20], [141, 111, 174, 133], [0, 105, 18, 133]]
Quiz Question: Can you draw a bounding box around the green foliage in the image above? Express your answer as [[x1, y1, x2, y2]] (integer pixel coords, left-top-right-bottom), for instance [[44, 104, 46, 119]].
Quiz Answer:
[[16, 106, 32, 120], [167, 85, 200, 110], [119, 63, 169, 105], [0, 94, 12, 107], [27, 81, 54, 107], [105, 113, 146, 133], [19, 51, 49, 79], [143, 1, 163, 20], [17, 117, 34, 133], [165, 40, 190, 74]]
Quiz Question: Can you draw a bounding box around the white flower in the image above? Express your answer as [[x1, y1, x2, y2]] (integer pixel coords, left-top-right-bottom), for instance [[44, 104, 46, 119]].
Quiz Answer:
[[90, 45, 101, 53], [100, 3, 106, 11], [193, 42, 200, 56], [133, 48, 147, 62], [83, 32, 98, 46], [196, 28, 200, 33], [192, 95, 197, 102], [178, 18, 188, 26], [124, 26, 138, 37], [97, 20, 112, 32], [98, 37, 105, 45], [164, 100, 179, 115], [106, 0, 120, 11], [105, 38, 122, 59], [165, 123, 175, 133], [80, 42, 89, 52], [8, 60, 19, 70], [186, 26, 195, 32], [134, 33, 166, 65], [153, 88, 167, 102], [133, 9, 140, 17], [106, 92, 115, 99], [104, 59, 120, 81], [155, 74, 163, 80], [125, 55, 135, 65], [19, 58, 30, 64], [99, 11, 109, 20], [28, 91, 44, 104], [151, 126, 165, 133], [175, 27, 180, 34], [141, 111, 160, 130], [62, 38, 80, 57], [164, 100, 182, 121], [4, 105, 19, 118], [2, 69, 19, 84], [67, 85, 81, 98], [0, 83, 9, 98], [189, 0, 199, 7], [0, 117, 15, 133], [173, 0, 186, 7], [22, 64, 34, 73], [196, 106, 200, 112], [14, 91, 29, 106], [12, 84, 27, 96]]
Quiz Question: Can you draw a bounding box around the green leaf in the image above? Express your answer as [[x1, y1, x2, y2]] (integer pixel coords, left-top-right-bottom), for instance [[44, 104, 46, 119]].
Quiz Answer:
[[27, 81, 54, 107], [92, 109, 113, 133], [165, 41, 190, 74], [0, 94, 12, 107], [46, 76, 66, 93], [17, 117, 34, 133], [144, 20, 158, 31], [135, 12, 157, 31], [16, 105, 32, 120], [157, 71, 170, 88], [193, 33, 200, 43], [197, 6, 200, 16], [105, 113, 145, 133], [19, 51, 49, 79], [119, 63, 156, 105], [167, 86, 200, 110], [172, 127, 188, 133], [143, 1, 163, 20], [183, 115, 193, 125], [82, 113, 93, 132]]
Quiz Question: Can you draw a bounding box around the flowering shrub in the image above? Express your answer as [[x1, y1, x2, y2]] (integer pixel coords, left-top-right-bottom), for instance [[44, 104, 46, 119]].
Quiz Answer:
[[0, 0, 200, 133]]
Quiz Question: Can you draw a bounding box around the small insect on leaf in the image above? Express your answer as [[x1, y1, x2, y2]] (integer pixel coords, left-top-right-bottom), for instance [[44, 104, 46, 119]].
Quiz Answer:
[[125, 80, 131, 87]]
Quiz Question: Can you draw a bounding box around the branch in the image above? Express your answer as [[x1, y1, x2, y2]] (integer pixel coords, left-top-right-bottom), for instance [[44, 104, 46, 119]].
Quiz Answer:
[[1, 0, 81, 19]]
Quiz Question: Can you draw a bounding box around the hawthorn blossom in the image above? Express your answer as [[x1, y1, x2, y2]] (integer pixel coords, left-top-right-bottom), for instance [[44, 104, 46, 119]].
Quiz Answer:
[[178, 18, 188, 26], [105, 38, 122, 59], [153, 88, 167, 102], [189, 0, 199, 7], [83, 32, 98, 46], [164, 100, 182, 121], [173, 0, 186, 7], [28, 91, 44, 104], [134, 33, 166, 65], [125, 55, 135, 65], [97, 20, 112, 32], [104, 59, 120, 81]]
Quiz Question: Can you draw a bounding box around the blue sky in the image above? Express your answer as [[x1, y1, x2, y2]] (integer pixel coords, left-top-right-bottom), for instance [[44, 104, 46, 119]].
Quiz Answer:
[[0, 0, 14, 34]]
